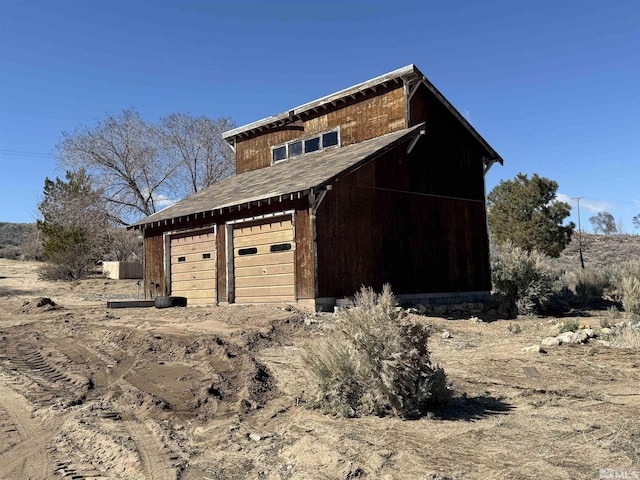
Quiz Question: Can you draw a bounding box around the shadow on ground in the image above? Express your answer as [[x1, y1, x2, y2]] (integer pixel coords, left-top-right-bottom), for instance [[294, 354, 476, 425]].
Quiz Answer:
[[436, 393, 514, 421], [0, 287, 38, 297]]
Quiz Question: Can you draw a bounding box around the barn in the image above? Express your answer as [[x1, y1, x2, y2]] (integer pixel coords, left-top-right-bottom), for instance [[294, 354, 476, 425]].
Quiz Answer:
[[129, 64, 502, 310]]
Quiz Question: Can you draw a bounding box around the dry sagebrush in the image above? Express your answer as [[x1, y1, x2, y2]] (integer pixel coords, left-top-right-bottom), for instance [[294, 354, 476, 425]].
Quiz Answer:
[[304, 285, 450, 419], [617, 260, 640, 316]]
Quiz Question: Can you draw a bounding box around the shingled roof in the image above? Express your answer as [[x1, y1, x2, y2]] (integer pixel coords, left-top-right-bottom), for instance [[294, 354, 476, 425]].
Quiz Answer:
[[129, 123, 424, 229]]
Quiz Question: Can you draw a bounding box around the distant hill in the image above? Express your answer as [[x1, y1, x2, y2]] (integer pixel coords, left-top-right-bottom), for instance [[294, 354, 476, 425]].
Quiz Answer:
[[553, 233, 640, 272], [0, 222, 38, 259]]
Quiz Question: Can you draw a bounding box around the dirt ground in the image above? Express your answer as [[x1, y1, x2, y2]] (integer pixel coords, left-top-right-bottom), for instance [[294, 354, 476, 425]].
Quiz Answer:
[[0, 258, 638, 480]]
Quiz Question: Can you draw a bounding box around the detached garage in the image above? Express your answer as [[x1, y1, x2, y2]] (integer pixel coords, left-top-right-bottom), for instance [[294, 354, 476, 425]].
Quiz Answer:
[[129, 65, 502, 310]]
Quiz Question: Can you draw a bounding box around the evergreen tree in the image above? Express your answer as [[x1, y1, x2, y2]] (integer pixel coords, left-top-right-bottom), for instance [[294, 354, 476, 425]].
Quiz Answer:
[[37, 169, 110, 279], [487, 173, 575, 257]]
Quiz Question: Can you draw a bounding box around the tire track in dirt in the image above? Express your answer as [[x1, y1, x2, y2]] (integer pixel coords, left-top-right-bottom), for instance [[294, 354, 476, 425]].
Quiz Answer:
[[0, 380, 54, 479], [3, 339, 90, 407], [125, 420, 176, 480]]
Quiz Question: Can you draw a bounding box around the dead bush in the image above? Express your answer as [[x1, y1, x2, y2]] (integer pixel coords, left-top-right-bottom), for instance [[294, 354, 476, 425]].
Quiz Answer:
[[304, 285, 451, 419], [564, 267, 612, 306], [609, 325, 640, 349], [617, 260, 640, 315]]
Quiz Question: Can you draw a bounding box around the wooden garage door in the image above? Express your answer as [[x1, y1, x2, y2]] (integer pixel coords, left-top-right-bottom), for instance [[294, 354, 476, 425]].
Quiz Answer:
[[170, 231, 216, 305], [233, 219, 295, 303]]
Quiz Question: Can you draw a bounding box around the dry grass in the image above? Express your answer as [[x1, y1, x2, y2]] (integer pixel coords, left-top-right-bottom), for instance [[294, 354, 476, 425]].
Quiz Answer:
[[609, 325, 640, 349]]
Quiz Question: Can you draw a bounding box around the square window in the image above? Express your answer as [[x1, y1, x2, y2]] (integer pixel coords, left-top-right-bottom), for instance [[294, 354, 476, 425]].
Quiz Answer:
[[272, 146, 287, 162], [289, 141, 303, 157], [322, 131, 339, 148], [304, 137, 320, 153]]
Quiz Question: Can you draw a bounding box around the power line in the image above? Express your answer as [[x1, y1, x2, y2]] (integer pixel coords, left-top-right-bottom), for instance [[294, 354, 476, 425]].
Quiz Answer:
[[0, 149, 55, 159]]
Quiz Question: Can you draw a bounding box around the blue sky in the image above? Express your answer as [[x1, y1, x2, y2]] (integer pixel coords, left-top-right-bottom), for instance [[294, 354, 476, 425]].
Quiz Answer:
[[1, 0, 638, 232]]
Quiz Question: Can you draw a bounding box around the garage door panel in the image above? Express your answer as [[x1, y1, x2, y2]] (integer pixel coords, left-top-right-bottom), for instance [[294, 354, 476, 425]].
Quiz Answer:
[[233, 244, 292, 257], [234, 263, 294, 277], [234, 251, 294, 268], [171, 259, 216, 274], [172, 278, 217, 291], [236, 285, 295, 297], [170, 240, 216, 256], [171, 252, 215, 264], [171, 232, 214, 243], [171, 289, 217, 300], [235, 273, 294, 288], [171, 270, 216, 282], [233, 220, 292, 237], [235, 295, 295, 304], [233, 230, 292, 248]]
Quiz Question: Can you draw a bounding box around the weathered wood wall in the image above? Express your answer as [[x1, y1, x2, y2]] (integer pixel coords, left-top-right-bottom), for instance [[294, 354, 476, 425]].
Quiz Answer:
[[235, 84, 406, 174], [143, 232, 165, 298], [315, 124, 491, 298], [294, 207, 315, 300]]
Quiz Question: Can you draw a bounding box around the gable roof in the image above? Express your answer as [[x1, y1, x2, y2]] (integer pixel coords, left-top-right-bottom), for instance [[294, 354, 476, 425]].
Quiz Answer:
[[129, 123, 424, 229], [222, 64, 502, 165]]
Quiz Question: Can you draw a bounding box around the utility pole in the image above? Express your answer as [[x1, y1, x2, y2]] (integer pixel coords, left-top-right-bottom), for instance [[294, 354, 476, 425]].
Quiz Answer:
[[572, 197, 585, 269]]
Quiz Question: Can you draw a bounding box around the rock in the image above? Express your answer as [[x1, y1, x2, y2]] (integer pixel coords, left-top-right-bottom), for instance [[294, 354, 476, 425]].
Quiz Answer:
[[557, 331, 589, 344], [541, 336, 561, 347], [522, 345, 543, 353], [470, 316, 482, 323], [441, 330, 451, 339], [582, 328, 597, 338], [248, 433, 262, 442], [600, 327, 613, 335], [406, 307, 418, 314]]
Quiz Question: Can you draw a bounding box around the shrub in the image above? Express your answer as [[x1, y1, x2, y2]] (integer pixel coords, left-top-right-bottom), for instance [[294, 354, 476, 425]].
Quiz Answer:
[[559, 320, 580, 333], [304, 285, 451, 419], [609, 325, 640, 349], [491, 241, 563, 315], [507, 323, 522, 334], [564, 268, 611, 306], [617, 261, 640, 316]]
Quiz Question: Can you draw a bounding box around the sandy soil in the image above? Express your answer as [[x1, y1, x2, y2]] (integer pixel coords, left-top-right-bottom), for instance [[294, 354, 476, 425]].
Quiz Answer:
[[0, 257, 638, 479]]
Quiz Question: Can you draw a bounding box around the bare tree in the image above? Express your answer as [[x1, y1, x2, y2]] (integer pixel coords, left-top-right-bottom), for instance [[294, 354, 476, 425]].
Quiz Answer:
[[159, 113, 235, 195], [56, 109, 235, 225], [589, 211, 617, 235], [56, 109, 182, 225]]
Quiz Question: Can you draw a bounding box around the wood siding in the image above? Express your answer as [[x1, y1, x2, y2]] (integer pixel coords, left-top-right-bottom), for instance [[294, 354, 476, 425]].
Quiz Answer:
[[216, 225, 227, 302], [294, 208, 315, 300], [235, 84, 406, 174], [143, 232, 166, 299], [315, 138, 491, 298]]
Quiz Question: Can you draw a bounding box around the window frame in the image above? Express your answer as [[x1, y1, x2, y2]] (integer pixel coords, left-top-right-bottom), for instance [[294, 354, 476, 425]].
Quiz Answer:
[[270, 127, 341, 165]]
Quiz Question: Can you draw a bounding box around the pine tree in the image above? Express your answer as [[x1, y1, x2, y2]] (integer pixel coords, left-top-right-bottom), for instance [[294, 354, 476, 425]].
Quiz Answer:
[[487, 173, 575, 257]]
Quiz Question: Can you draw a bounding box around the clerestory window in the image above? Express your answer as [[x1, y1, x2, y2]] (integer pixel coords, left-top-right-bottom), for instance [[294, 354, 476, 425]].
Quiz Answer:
[[271, 128, 340, 164]]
